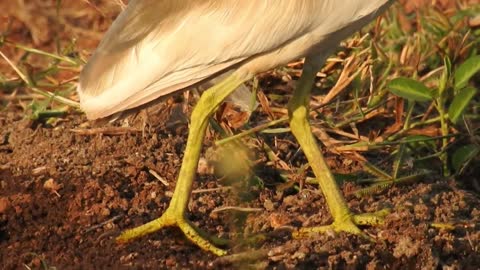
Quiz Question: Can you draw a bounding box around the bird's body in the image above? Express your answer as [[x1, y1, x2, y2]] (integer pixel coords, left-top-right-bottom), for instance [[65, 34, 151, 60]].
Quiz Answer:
[[78, 0, 395, 256], [78, 0, 392, 119]]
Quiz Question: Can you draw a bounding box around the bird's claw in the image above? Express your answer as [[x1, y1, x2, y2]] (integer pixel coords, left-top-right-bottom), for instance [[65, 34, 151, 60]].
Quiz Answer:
[[116, 207, 228, 256], [292, 208, 390, 239]]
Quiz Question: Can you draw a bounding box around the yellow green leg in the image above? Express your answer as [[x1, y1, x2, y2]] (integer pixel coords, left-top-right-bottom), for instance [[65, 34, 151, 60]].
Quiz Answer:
[[287, 56, 388, 239], [117, 74, 248, 256]]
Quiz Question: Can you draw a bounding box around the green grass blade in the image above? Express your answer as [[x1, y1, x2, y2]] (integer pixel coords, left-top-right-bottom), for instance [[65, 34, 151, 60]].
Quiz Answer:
[[364, 162, 392, 180], [354, 173, 427, 198]]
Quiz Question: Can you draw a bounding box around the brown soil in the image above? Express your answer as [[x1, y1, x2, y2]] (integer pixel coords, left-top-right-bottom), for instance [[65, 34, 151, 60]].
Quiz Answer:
[[1, 105, 479, 269], [1, 1, 479, 269]]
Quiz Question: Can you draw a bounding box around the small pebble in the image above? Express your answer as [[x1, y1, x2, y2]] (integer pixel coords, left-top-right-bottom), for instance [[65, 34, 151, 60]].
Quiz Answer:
[[43, 178, 60, 191]]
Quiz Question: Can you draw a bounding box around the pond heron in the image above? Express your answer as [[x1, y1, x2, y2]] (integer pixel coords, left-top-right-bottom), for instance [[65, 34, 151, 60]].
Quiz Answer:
[[78, 0, 395, 256]]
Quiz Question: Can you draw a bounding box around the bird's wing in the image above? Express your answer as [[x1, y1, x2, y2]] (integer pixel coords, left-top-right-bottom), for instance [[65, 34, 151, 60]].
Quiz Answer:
[[78, 0, 391, 119], [77, 0, 324, 119]]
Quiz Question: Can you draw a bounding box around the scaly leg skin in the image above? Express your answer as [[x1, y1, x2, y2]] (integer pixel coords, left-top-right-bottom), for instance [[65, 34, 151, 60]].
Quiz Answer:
[[287, 56, 389, 239], [116, 74, 248, 256]]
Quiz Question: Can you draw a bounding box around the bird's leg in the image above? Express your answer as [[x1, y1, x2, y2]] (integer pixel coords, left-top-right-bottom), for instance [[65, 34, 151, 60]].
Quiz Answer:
[[117, 74, 248, 256], [287, 56, 387, 239]]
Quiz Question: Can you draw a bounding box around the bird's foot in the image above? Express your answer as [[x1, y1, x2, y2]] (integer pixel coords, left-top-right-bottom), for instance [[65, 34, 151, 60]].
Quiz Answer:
[[116, 207, 228, 256], [292, 208, 390, 239]]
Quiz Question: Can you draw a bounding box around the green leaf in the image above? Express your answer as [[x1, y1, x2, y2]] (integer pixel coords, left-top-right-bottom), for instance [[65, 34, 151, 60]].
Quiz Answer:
[[448, 86, 478, 124], [452, 144, 480, 173], [454, 55, 480, 90], [387, 77, 433, 102]]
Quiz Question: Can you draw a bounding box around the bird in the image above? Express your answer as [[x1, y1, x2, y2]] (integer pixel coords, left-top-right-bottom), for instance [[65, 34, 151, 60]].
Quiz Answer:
[[78, 0, 395, 256]]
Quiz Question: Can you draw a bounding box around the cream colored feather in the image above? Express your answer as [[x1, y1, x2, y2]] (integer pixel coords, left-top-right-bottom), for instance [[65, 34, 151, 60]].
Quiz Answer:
[[78, 0, 394, 119]]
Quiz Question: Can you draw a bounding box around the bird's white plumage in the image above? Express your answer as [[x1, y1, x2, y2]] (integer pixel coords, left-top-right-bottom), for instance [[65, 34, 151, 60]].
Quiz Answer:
[[78, 0, 393, 119]]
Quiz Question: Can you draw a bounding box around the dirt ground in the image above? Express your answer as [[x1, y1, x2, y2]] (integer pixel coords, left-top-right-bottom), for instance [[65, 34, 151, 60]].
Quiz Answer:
[[1, 1, 479, 269]]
